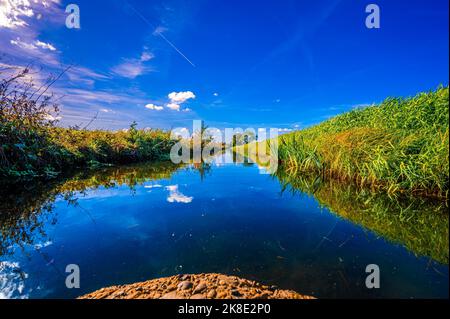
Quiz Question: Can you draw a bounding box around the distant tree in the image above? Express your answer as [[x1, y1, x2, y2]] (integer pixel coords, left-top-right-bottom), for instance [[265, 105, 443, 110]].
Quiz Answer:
[[128, 121, 139, 143], [231, 130, 256, 147]]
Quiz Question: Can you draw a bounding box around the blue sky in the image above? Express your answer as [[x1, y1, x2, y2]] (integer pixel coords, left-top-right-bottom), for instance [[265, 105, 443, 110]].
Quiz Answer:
[[0, 0, 448, 131]]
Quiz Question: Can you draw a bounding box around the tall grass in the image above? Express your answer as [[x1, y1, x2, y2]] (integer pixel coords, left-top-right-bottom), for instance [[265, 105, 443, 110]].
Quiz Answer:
[[276, 86, 449, 198]]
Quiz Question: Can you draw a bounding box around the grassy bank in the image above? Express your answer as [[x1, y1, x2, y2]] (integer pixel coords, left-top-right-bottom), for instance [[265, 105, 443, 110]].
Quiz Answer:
[[244, 87, 449, 198], [0, 68, 175, 184], [0, 122, 175, 183]]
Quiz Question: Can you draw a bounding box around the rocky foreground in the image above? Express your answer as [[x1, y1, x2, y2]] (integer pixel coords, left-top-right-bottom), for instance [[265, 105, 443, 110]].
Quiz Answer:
[[79, 273, 314, 299]]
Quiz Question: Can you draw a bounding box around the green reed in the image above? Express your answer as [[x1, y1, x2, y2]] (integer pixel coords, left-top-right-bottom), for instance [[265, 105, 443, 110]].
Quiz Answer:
[[276, 86, 449, 198]]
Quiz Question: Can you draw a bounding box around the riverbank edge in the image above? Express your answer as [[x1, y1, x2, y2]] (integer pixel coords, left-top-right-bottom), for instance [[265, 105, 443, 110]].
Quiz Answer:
[[234, 87, 449, 200], [78, 273, 315, 300]]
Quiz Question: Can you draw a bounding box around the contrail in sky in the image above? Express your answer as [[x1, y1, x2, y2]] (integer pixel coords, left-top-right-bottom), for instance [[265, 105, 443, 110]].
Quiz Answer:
[[124, 0, 196, 67]]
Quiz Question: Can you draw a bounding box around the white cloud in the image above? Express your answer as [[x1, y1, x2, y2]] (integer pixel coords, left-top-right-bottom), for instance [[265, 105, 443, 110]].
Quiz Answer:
[[10, 38, 57, 52], [34, 240, 52, 249], [0, 0, 63, 67], [140, 52, 154, 62], [145, 103, 164, 111], [111, 50, 155, 79], [166, 185, 193, 204], [66, 66, 110, 87], [168, 91, 196, 104], [10, 37, 35, 50], [111, 59, 150, 79], [0, 0, 34, 29], [35, 39, 56, 51], [99, 108, 114, 113], [165, 91, 195, 111], [0, 261, 30, 299], [166, 103, 180, 111]]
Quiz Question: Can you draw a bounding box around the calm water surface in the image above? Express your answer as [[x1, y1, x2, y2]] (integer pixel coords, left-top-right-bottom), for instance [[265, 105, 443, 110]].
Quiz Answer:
[[0, 154, 448, 299]]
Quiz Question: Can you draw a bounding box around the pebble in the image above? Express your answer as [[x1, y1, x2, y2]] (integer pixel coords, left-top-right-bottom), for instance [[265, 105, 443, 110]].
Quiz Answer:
[[207, 289, 217, 298], [161, 291, 179, 299], [216, 291, 228, 299], [127, 292, 140, 299], [78, 273, 315, 300], [178, 281, 193, 290], [193, 282, 207, 294], [167, 284, 177, 291]]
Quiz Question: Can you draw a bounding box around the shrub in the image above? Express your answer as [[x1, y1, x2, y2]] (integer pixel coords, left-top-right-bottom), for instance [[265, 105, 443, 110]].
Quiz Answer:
[[0, 67, 176, 184]]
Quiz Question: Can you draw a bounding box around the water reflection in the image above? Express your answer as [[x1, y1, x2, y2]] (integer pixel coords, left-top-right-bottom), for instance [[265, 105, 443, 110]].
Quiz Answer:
[[274, 170, 449, 264], [0, 162, 183, 257], [0, 156, 448, 298]]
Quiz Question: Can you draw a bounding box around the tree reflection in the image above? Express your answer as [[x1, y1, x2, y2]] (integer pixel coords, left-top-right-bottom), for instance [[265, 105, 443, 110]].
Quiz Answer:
[[0, 162, 183, 256]]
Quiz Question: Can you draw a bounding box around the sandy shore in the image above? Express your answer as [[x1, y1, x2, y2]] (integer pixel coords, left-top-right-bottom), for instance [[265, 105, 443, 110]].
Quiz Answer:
[[79, 273, 315, 299]]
